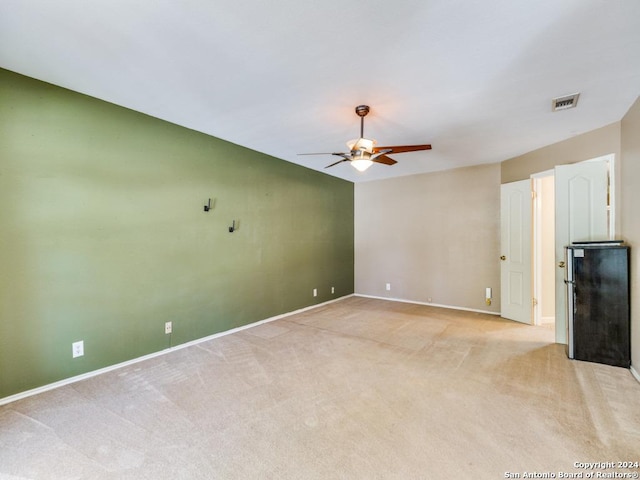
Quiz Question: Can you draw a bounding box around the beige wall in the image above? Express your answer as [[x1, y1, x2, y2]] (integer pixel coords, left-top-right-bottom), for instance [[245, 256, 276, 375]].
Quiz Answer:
[[353, 102, 638, 371], [501, 122, 621, 183], [621, 97, 640, 375], [354, 164, 501, 313]]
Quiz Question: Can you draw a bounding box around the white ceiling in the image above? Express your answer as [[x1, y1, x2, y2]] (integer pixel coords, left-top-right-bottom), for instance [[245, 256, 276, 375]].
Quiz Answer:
[[1, 0, 639, 183]]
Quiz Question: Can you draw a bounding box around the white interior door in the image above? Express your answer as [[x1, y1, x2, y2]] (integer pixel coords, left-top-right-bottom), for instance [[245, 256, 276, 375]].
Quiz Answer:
[[554, 160, 609, 343], [500, 180, 532, 324]]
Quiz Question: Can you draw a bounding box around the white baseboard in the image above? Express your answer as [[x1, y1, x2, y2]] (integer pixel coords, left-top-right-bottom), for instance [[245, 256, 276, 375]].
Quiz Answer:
[[0, 295, 353, 407], [354, 293, 500, 316], [3, 293, 635, 404]]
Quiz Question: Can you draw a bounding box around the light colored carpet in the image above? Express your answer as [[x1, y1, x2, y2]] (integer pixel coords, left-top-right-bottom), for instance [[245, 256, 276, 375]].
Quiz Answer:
[[1, 297, 639, 479]]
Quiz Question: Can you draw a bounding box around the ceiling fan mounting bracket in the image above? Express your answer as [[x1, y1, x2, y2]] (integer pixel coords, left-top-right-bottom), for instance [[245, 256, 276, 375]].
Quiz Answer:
[[355, 105, 370, 117]]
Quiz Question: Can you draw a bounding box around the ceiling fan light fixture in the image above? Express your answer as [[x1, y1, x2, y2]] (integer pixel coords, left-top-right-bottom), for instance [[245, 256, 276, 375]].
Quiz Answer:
[[351, 159, 374, 172]]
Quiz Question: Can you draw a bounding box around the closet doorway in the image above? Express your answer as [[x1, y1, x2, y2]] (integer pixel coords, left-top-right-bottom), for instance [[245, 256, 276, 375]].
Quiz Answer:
[[532, 172, 555, 328]]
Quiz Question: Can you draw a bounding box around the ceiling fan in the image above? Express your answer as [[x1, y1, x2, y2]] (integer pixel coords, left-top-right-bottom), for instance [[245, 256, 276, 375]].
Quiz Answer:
[[299, 105, 432, 172]]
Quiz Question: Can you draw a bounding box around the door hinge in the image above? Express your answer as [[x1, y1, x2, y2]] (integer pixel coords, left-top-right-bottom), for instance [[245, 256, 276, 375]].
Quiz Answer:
[[532, 298, 538, 306]]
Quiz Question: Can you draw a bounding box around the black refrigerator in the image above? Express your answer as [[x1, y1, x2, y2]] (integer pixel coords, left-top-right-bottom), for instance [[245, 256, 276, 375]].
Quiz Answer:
[[565, 242, 630, 368]]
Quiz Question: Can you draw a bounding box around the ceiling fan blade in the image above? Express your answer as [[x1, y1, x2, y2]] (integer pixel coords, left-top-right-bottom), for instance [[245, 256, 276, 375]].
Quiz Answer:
[[325, 159, 349, 169], [373, 155, 397, 166], [298, 152, 348, 156], [373, 144, 432, 154]]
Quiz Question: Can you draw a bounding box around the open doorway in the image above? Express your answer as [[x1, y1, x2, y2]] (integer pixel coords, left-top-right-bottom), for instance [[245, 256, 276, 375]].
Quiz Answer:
[[532, 172, 555, 328]]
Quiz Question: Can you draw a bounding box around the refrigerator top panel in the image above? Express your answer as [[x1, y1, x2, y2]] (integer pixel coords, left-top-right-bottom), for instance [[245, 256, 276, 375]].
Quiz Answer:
[[570, 240, 625, 247]]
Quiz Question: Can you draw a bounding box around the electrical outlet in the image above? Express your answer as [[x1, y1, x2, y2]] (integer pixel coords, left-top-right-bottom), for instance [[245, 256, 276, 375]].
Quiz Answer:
[[386, 283, 391, 291], [313, 288, 318, 297], [72, 340, 84, 358], [428, 297, 432, 303], [331, 286, 335, 294], [165, 321, 172, 334]]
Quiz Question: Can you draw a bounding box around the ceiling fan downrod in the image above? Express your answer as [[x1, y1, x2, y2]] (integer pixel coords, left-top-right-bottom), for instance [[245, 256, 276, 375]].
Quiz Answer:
[[355, 105, 370, 138]]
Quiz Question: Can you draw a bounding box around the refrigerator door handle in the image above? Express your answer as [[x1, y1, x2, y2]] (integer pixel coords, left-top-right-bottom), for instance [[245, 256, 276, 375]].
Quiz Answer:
[[566, 248, 575, 359]]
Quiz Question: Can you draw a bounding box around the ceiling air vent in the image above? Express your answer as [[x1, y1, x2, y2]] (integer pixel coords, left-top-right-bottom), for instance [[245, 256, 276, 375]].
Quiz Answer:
[[552, 93, 580, 111]]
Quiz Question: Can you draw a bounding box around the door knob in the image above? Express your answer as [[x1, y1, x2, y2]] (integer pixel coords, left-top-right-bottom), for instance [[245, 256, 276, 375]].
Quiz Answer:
[[558, 261, 565, 268], [500, 255, 506, 261]]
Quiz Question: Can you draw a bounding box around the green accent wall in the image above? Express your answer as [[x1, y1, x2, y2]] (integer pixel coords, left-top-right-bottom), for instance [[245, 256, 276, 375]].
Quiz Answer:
[[0, 69, 354, 399]]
